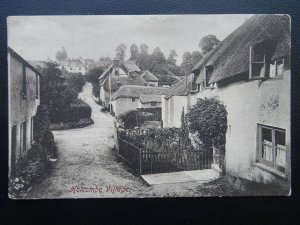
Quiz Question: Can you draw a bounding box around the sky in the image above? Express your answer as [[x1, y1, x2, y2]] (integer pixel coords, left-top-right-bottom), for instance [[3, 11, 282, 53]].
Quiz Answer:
[[8, 15, 252, 65]]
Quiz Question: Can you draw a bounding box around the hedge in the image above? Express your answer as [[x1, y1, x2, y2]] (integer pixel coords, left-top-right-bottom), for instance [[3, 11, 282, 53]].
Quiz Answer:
[[50, 98, 91, 123]]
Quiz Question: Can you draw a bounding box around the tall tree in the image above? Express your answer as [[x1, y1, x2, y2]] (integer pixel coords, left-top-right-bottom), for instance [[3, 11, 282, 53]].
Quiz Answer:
[[129, 44, 139, 60], [181, 51, 193, 75], [167, 49, 178, 65], [139, 43, 149, 55], [55, 47, 68, 61], [115, 43, 127, 61], [199, 35, 220, 55]]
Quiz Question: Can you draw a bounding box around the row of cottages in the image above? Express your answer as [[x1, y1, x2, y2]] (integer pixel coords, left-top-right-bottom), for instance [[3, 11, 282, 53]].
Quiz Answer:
[[57, 59, 87, 75], [98, 58, 159, 108], [8, 47, 41, 174], [111, 85, 167, 117], [162, 15, 291, 189]]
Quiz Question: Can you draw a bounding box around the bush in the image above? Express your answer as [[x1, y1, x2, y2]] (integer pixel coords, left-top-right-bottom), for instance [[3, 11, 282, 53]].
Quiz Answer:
[[186, 96, 227, 148], [50, 99, 91, 123], [66, 72, 85, 93], [137, 107, 161, 121], [118, 110, 141, 129]]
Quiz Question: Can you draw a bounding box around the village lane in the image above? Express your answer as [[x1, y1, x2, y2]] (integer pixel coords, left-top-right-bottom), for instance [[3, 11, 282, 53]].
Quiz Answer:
[[25, 83, 204, 198]]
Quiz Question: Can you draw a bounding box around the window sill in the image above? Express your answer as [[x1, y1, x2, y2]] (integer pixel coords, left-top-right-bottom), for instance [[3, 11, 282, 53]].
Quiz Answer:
[[254, 162, 287, 180]]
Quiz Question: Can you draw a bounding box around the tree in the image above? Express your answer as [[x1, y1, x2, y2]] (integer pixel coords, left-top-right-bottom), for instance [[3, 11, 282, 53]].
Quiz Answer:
[[167, 49, 177, 65], [55, 47, 68, 61], [139, 43, 149, 55], [66, 73, 85, 93], [129, 44, 139, 60], [181, 51, 193, 75], [199, 35, 220, 55], [85, 66, 105, 97], [115, 43, 127, 61], [191, 51, 203, 66]]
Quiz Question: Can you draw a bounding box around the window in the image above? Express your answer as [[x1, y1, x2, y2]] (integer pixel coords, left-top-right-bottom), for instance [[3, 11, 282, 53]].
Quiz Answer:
[[270, 59, 285, 78], [70, 67, 72, 70], [149, 84, 155, 87], [249, 41, 275, 80], [204, 65, 213, 88], [22, 64, 26, 99], [257, 124, 286, 173], [151, 102, 157, 106], [79, 67, 81, 70], [132, 98, 136, 102]]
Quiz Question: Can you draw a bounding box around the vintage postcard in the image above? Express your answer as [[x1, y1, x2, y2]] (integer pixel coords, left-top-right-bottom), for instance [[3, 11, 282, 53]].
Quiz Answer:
[[7, 14, 291, 198]]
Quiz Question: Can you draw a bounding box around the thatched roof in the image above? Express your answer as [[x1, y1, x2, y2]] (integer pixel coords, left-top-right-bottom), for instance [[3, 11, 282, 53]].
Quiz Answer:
[[164, 74, 194, 99], [98, 64, 114, 81], [140, 94, 162, 103], [193, 14, 290, 84], [112, 85, 167, 101], [141, 70, 159, 82]]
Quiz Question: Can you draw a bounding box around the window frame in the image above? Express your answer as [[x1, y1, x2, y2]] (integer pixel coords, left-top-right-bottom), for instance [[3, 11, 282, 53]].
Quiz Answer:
[[249, 45, 268, 80], [256, 124, 286, 173]]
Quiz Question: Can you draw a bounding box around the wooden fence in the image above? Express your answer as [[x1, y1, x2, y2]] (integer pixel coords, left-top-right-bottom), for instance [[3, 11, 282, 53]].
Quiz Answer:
[[117, 136, 212, 175]]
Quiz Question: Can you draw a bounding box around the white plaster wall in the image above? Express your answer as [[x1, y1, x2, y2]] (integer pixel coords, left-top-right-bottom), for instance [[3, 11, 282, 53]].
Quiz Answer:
[[191, 71, 291, 185], [114, 97, 140, 117], [8, 53, 40, 169], [138, 102, 161, 108]]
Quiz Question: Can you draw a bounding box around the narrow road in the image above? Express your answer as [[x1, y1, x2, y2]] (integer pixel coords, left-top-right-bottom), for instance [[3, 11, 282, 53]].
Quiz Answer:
[[25, 83, 202, 198]]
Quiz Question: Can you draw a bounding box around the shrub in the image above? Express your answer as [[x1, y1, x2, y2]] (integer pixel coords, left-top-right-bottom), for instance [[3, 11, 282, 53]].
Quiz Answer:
[[66, 72, 85, 93], [137, 107, 162, 121], [50, 99, 91, 123], [118, 110, 142, 129], [186, 96, 227, 148]]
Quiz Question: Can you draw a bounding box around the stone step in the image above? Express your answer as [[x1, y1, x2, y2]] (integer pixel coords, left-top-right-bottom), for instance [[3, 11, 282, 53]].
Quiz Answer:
[[141, 169, 219, 186]]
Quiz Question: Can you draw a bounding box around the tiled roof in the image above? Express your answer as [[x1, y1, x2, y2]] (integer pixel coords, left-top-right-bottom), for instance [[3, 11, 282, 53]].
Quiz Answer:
[[112, 85, 167, 101]]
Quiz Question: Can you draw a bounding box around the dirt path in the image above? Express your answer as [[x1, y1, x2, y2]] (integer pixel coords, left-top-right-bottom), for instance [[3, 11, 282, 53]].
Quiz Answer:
[[25, 83, 203, 198]]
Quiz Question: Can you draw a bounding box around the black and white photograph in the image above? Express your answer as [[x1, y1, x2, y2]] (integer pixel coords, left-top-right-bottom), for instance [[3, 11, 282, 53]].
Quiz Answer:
[[7, 14, 291, 199]]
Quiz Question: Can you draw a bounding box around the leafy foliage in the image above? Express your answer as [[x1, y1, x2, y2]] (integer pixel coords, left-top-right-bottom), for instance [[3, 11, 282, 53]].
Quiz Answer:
[[115, 43, 127, 61], [167, 49, 177, 65], [65, 72, 85, 93], [85, 66, 105, 97], [199, 35, 220, 55], [187, 97, 228, 148], [55, 47, 68, 61], [118, 108, 162, 129], [129, 44, 139, 60]]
